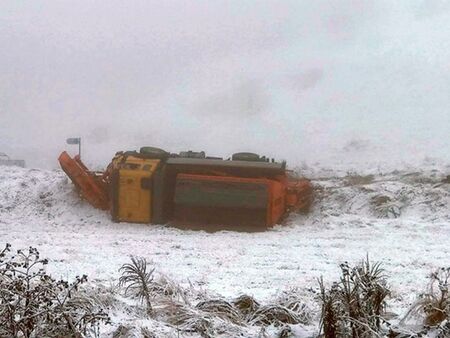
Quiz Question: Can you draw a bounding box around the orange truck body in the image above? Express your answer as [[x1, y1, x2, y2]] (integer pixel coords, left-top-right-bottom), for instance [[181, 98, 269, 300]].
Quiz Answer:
[[58, 148, 313, 227]]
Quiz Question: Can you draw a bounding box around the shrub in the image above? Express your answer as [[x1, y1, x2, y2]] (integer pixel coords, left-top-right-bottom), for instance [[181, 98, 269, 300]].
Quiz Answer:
[[118, 256, 155, 316], [402, 267, 449, 337], [422, 268, 449, 326], [318, 257, 390, 338], [0, 244, 109, 338]]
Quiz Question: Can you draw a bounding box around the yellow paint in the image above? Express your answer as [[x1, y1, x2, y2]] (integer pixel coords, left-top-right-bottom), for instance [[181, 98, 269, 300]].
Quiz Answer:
[[116, 156, 160, 223]]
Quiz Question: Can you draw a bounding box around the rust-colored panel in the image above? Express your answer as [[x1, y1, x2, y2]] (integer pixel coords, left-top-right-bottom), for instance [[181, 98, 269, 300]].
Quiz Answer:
[[266, 180, 286, 226], [58, 151, 109, 210], [173, 173, 290, 226]]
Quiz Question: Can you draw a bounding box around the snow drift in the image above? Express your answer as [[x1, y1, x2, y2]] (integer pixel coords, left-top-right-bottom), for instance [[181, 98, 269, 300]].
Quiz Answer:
[[0, 164, 449, 336]]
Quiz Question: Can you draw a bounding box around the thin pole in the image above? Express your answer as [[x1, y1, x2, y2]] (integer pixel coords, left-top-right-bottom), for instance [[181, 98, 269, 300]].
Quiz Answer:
[[78, 138, 81, 159]]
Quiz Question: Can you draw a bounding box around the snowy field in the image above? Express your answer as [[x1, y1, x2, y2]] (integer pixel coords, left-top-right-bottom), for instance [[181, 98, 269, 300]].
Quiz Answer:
[[1, 163, 449, 336]]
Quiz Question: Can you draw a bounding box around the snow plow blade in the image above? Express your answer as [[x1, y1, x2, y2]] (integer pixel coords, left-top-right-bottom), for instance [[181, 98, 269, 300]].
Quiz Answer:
[[58, 151, 109, 210]]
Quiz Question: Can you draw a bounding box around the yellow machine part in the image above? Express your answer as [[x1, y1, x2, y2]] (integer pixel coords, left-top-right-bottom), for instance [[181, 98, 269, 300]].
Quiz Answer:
[[116, 156, 160, 223]]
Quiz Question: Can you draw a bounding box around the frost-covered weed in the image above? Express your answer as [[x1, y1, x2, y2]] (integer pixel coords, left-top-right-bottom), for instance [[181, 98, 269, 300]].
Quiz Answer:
[[117, 256, 313, 337], [318, 257, 390, 338], [0, 244, 109, 338], [402, 267, 450, 337], [119, 256, 155, 316]]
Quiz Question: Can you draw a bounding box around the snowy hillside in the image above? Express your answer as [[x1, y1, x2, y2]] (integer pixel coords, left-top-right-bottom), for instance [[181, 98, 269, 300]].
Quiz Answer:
[[1, 164, 449, 336]]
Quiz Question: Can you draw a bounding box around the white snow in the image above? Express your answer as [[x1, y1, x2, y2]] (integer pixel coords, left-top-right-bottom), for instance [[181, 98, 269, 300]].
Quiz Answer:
[[0, 163, 449, 336]]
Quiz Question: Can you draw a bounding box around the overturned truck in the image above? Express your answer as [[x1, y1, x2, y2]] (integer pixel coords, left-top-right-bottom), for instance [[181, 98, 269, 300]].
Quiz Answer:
[[58, 147, 313, 227]]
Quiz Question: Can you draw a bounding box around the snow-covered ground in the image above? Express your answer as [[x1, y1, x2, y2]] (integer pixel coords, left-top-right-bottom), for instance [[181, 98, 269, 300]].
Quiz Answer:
[[1, 163, 449, 336]]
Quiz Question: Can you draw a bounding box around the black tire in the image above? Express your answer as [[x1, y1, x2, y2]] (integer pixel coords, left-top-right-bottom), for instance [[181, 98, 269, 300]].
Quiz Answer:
[[139, 146, 169, 159], [231, 152, 260, 162]]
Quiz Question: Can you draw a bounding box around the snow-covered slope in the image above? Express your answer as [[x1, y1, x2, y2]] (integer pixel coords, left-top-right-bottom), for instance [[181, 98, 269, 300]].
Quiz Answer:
[[0, 164, 449, 336], [313, 170, 450, 221]]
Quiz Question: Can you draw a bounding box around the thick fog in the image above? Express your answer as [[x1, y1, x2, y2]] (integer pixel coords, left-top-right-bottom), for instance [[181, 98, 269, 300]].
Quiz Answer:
[[1, 1, 449, 169]]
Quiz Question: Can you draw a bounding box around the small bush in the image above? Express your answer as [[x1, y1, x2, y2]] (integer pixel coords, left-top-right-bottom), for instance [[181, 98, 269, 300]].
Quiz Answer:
[[422, 268, 449, 326], [119, 256, 155, 316], [403, 267, 449, 334], [0, 244, 109, 338], [318, 257, 390, 338]]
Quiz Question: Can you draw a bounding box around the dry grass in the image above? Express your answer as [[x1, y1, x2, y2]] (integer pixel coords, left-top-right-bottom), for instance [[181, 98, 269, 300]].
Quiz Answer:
[[119, 258, 311, 337], [116, 257, 315, 336], [403, 267, 449, 326], [344, 173, 375, 186], [233, 294, 260, 319], [370, 194, 401, 218], [249, 304, 305, 327], [196, 299, 243, 324], [277, 288, 312, 324]]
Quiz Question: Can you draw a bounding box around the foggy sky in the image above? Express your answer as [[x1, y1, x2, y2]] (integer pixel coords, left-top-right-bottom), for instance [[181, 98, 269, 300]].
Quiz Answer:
[[1, 1, 449, 169]]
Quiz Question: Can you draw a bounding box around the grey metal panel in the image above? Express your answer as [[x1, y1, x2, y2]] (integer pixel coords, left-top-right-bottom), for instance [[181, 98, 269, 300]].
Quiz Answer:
[[166, 158, 284, 171], [174, 177, 269, 208]]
